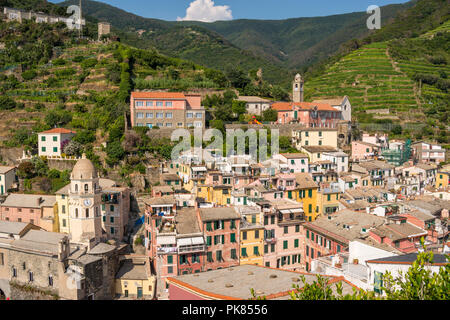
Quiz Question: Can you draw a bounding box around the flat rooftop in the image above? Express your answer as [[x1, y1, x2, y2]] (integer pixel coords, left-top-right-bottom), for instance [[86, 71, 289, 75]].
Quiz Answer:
[[168, 265, 357, 300]]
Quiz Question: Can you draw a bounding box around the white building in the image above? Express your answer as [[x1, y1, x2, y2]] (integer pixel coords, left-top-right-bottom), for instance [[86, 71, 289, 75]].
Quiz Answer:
[[237, 96, 272, 116], [322, 151, 349, 173], [0, 166, 16, 195], [412, 142, 446, 164], [273, 153, 309, 173], [366, 252, 448, 293], [38, 128, 76, 158]]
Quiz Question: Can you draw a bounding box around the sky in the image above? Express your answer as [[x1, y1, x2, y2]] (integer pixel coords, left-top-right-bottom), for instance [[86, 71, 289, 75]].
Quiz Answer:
[[52, 0, 410, 22]]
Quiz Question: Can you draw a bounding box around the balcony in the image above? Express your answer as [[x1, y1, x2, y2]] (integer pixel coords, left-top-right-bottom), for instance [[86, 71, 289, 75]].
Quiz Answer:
[[264, 237, 277, 244], [178, 244, 205, 254], [157, 246, 177, 254]]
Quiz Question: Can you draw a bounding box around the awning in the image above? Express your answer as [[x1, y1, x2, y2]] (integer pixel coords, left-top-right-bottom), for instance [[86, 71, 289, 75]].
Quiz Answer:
[[177, 237, 205, 246], [177, 238, 192, 246], [280, 208, 303, 214], [192, 237, 204, 245], [157, 235, 176, 245]]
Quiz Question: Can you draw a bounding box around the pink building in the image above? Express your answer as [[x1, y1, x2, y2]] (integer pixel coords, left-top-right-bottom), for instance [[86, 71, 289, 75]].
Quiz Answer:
[[197, 207, 240, 271], [144, 196, 178, 281], [368, 216, 428, 253], [0, 194, 57, 232], [351, 141, 381, 161], [272, 102, 342, 128], [258, 199, 304, 270], [411, 142, 446, 164], [130, 91, 205, 129]]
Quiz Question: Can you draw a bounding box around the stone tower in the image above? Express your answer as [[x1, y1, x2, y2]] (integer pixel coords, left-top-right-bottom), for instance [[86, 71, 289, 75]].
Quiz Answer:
[[293, 73, 304, 103], [68, 154, 103, 248]]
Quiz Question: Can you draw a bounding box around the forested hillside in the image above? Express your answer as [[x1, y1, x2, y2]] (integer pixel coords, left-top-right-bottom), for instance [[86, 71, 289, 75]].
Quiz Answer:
[[304, 0, 449, 144]]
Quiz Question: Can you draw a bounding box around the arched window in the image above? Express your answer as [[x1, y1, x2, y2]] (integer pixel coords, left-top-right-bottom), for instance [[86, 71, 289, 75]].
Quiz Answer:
[[75, 208, 79, 218], [84, 184, 89, 192], [75, 184, 78, 192], [86, 208, 89, 218]]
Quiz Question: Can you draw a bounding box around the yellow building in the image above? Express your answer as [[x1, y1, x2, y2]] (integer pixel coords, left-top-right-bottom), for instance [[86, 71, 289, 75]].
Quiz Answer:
[[293, 128, 338, 150], [294, 173, 319, 221], [115, 258, 156, 300], [56, 184, 70, 234], [318, 189, 341, 215], [195, 185, 232, 206], [436, 170, 449, 189], [211, 185, 232, 205], [239, 222, 264, 266]]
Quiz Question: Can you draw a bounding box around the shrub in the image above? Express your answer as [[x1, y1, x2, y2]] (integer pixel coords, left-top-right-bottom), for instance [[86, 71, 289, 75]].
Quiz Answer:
[[22, 70, 37, 81], [0, 96, 16, 110]]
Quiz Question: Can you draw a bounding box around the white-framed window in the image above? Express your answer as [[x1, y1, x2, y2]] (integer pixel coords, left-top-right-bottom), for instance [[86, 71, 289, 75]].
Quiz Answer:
[[187, 123, 193, 128], [166, 102, 172, 107], [137, 123, 144, 127], [156, 112, 164, 119], [177, 123, 183, 127], [137, 112, 144, 119], [194, 122, 202, 128], [135, 101, 144, 107], [146, 101, 153, 107], [165, 112, 173, 119], [156, 101, 163, 107], [195, 113, 203, 119], [157, 123, 163, 127], [186, 112, 193, 119], [146, 113, 153, 118], [166, 123, 172, 127]]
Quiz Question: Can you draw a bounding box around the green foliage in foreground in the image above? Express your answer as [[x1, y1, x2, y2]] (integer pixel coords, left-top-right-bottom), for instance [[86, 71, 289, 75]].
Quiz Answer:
[[251, 242, 449, 300]]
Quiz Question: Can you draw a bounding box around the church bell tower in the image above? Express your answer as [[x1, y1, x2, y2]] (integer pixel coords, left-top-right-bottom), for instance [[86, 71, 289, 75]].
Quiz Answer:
[[293, 73, 304, 103]]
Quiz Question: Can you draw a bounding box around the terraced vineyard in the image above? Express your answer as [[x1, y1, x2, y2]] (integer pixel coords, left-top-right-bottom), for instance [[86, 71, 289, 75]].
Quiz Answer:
[[305, 42, 419, 121]]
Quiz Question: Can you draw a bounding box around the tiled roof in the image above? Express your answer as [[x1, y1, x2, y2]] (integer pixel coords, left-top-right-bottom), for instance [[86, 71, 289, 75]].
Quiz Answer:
[[0, 220, 30, 235], [237, 96, 271, 103], [367, 253, 449, 265], [39, 128, 76, 134], [1, 194, 56, 208], [312, 97, 346, 106], [302, 145, 338, 153], [199, 207, 240, 222], [305, 209, 385, 243], [0, 166, 15, 174], [279, 153, 308, 159], [272, 101, 338, 112], [131, 91, 186, 99], [294, 172, 318, 189]]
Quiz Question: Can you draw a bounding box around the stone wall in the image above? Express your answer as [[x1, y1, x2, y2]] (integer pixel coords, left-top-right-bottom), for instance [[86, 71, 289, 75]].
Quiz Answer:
[[224, 123, 306, 137], [47, 159, 77, 171], [9, 281, 59, 300]]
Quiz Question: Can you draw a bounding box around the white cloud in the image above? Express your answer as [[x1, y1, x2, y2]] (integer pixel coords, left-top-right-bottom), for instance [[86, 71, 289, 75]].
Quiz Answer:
[[177, 0, 233, 22]]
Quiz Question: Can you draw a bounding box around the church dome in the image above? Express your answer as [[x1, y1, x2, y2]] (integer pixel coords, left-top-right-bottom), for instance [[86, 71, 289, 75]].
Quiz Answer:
[[71, 154, 97, 180]]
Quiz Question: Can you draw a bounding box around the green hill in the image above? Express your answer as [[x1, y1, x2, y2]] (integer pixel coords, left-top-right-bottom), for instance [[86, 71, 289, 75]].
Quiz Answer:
[[304, 0, 449, 142], [183, 2, 414, 69], [0, 16, 238, 177], [57, 0, 417, 86], [58, 0, 292, 86]]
